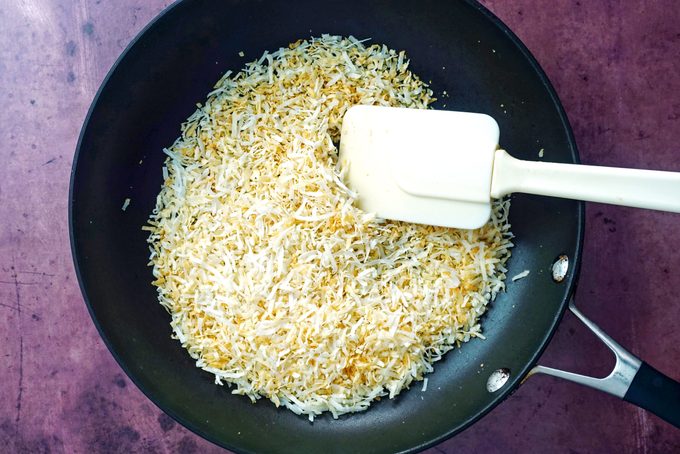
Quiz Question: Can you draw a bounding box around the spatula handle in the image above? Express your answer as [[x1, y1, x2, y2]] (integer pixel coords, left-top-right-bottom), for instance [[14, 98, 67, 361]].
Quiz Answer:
[[490, 150, 680, 212]]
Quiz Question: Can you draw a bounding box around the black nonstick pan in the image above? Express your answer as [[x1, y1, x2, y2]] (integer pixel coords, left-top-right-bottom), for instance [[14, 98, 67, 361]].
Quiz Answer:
[[69, 0, 680, 452]]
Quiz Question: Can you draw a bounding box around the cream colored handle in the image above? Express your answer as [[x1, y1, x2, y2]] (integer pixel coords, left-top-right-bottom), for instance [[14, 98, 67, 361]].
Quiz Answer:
[[490, 149, 680, 212]]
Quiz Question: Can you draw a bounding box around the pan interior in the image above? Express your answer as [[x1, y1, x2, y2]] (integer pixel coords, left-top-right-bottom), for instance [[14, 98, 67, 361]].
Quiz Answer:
[[70, 0, 582, 452]]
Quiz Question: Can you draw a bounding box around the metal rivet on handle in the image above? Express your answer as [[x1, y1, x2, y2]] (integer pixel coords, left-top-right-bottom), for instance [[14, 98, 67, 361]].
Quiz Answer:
[[486, 368, 511, 393], [552, 255, 569, 282]]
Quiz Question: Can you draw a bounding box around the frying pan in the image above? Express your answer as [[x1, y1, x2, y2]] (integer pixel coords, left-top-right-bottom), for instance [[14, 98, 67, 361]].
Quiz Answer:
[[69, 0, 680, 452]]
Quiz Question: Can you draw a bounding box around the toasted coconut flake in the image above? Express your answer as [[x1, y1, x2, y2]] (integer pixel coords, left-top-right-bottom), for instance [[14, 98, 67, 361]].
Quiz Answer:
[[146, 35, 513, 421]]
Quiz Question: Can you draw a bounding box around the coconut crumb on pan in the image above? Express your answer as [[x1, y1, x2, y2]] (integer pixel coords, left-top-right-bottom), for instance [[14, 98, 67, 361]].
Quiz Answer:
[[511, 270, 530, 281], [146, 35, 513, 421]]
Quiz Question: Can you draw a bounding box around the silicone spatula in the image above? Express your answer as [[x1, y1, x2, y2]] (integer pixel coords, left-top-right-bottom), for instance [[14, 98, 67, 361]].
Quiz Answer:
[[339, 105, 680, 229]]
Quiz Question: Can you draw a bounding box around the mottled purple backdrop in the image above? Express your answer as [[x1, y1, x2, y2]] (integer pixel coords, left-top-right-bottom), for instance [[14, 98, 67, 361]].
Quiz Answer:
[[1, 1, 679, 452]]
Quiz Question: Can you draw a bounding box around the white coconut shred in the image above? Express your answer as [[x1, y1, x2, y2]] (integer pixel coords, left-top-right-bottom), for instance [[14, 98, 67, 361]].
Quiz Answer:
[[145, 35, 513, 421]]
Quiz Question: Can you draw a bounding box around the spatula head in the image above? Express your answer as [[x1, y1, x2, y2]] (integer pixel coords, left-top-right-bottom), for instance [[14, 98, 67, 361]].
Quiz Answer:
[[339, 105, 501, 229]]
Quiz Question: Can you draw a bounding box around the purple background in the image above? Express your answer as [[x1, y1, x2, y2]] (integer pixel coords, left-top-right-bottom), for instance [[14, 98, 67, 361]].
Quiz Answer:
[[1, 0, 679, 452]]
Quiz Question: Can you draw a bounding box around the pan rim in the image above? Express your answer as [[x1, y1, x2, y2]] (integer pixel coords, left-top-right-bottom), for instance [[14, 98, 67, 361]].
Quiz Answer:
[[68, 0, 585, 452]]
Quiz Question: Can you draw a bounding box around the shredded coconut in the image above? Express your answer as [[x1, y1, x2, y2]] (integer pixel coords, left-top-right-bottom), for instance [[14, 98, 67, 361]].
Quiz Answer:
[[146, 35, 513, 421], [121, 198, 130, 211], [511, 270, 530, 281]]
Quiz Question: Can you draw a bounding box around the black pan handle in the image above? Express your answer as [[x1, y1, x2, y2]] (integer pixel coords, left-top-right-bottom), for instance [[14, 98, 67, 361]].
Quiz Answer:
[[624, 362, 680, 427], [528, 301, 680, 429]]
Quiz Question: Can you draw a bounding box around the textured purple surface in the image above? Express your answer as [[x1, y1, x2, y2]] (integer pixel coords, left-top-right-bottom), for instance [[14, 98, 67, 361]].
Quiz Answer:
[[1, 0, 679, 452]]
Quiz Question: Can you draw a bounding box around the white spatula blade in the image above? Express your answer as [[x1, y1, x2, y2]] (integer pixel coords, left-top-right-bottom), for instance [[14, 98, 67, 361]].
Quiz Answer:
[[339, 105, 500, 229]]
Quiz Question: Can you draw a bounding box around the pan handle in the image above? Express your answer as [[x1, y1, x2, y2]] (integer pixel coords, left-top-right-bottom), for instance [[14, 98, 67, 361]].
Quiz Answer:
[[527, 301, 680, 428]]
